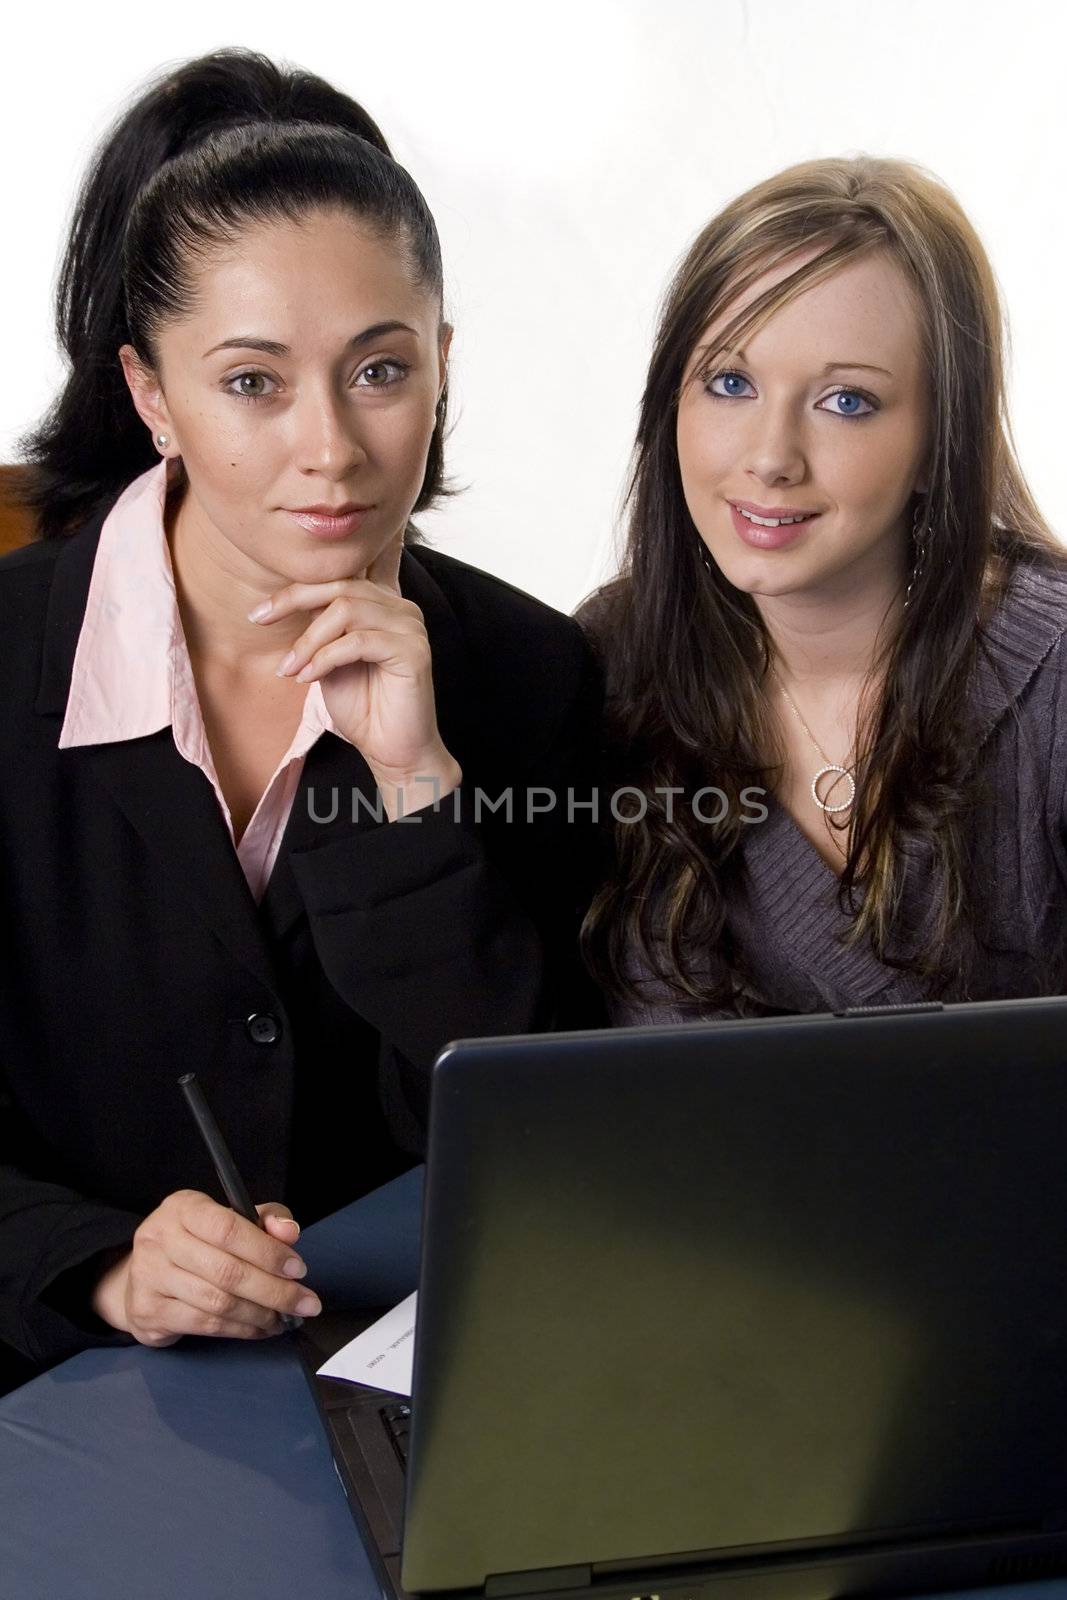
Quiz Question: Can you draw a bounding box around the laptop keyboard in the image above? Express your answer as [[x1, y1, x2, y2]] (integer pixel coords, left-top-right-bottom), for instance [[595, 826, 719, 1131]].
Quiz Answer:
[[381, 1402, 412, 1467]]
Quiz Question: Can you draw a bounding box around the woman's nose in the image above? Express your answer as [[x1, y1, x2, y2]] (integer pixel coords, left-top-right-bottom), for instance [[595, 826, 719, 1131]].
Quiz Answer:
[[292, 390, 367, 478], [745, 402, 806, 488]]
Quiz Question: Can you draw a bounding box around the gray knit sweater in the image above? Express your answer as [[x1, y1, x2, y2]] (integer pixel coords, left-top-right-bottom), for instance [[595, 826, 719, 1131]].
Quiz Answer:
[[600, 557, 1067, 1025]]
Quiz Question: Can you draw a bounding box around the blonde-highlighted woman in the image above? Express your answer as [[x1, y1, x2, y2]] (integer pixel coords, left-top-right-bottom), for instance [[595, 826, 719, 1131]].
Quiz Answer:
[[580, 157, 1067, 1021]]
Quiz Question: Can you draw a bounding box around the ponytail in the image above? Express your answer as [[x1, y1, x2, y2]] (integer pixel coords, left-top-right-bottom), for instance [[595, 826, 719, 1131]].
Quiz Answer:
[[21, 50, 444, 539]]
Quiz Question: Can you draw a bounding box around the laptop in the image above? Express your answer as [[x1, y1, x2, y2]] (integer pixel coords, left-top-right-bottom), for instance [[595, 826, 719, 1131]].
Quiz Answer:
[[308, 995, 1067, 1600]]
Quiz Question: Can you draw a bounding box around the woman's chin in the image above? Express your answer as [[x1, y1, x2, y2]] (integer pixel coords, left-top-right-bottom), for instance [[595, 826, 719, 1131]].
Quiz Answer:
[[708, 545, 814, 601]]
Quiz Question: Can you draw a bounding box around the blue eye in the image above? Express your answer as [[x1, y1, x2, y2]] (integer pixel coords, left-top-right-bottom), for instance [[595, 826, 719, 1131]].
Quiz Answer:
[[818, 388, 875, 418], [707, 370, 755, 399]]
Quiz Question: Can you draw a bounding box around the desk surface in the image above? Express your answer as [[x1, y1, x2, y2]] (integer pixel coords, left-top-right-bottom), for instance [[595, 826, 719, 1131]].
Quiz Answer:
[[0, 1166, 423, 1600], [2, 1164, 1066, 1600]]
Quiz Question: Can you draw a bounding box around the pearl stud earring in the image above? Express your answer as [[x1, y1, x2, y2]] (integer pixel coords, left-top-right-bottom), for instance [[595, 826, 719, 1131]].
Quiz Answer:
[[155, 432, 169, 450]]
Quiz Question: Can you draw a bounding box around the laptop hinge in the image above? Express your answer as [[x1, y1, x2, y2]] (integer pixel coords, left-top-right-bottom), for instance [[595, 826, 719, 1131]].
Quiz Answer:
[[486, 1565, 592, 1596], [834, 1002, 944, 1018]]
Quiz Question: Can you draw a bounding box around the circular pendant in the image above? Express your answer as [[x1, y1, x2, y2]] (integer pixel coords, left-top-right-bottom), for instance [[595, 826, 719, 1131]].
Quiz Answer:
[[812, 764, 855, 814]]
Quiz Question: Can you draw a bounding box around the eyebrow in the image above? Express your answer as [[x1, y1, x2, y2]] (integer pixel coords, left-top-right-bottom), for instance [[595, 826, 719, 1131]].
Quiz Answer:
[[201, 320, 420, 359], [729, 346, 892, 378], [822, 360, 893, 377]]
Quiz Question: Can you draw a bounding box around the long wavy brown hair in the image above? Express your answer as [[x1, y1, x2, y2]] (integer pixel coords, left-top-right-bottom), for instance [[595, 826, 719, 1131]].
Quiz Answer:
[[581, 156, 1064, 1011]]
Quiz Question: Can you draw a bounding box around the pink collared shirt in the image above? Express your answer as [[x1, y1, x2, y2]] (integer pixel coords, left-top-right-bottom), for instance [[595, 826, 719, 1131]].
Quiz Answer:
[[59, 463, 348, 902]]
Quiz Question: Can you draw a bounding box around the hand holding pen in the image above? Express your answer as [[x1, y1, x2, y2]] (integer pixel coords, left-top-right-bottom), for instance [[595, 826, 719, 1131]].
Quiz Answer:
[[90, 1075, 321, 1345]]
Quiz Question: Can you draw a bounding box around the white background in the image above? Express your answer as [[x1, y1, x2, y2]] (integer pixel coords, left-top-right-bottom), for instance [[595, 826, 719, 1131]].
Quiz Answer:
[[3, 0, 1064, 612]]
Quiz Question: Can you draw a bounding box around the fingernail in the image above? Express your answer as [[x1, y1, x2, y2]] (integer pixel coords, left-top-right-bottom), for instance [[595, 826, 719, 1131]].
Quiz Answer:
[[294, 664, 313, 683], [296, 1292, 322, 1316], [283, 1256, 307, 1279], [276, 651, 297, 677], [248, 601, 272, 622]]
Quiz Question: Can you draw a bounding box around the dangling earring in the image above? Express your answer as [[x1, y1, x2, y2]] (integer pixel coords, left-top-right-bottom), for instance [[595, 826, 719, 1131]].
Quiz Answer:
[[903, 498, 927, 612], [155, 432, 169, 451]]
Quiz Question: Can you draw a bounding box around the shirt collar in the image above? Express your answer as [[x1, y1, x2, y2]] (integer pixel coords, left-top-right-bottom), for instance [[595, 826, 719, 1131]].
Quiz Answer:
[[58, 462, 339, 751]]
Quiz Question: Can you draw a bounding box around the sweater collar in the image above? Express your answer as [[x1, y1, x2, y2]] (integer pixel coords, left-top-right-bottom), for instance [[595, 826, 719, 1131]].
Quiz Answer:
[[971, 555, 1067, 744]]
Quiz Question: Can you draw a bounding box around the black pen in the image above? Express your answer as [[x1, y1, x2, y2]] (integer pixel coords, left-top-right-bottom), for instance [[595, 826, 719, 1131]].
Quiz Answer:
[[179, 1072, 303, 1333]]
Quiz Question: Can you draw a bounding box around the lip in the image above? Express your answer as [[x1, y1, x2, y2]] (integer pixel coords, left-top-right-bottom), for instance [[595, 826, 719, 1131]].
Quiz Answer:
[[285, 504, 375, 540], [727, 498, 821, 551], [728, 498, 821, 520]]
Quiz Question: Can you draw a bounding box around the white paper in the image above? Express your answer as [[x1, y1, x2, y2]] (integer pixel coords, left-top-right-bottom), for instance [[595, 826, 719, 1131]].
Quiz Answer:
[[317, 1291, 417, 1396]]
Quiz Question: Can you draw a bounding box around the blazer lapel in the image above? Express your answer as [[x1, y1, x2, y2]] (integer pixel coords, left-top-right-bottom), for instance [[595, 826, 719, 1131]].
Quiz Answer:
[[258, 732, 382, 943], [78, 735, 280, 993], [37, 520, 279, 994], [37, 527, 483, 962]]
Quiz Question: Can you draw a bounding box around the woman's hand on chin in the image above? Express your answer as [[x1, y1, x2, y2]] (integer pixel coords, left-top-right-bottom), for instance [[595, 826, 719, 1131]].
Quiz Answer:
[[249, 532, 461, 822]]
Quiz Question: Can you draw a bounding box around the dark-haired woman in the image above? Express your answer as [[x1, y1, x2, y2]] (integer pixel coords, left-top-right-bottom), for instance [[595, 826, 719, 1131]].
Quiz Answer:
[[580, 157, 1067, 1023], [0, 50, 599, 1390]]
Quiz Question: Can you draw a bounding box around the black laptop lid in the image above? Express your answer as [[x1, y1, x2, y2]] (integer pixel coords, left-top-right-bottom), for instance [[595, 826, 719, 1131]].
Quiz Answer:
[[402, 998, 1067, 1594]]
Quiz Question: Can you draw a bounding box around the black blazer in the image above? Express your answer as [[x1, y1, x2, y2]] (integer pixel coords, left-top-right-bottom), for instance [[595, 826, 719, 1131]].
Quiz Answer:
[[0, 509, 602, 1374]]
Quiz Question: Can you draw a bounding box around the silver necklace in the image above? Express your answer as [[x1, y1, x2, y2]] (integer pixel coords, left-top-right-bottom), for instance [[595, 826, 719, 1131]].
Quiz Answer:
[[769, 665, 856, 815]]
